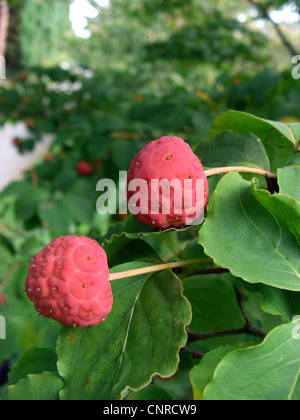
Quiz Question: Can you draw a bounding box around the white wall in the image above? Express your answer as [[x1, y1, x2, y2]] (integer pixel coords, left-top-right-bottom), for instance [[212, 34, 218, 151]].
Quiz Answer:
[[0, 122, 53, 191]]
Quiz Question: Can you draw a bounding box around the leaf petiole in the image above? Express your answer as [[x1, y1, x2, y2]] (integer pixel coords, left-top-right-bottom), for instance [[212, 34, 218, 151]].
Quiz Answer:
[[109, 258, 212, 281], [205, 166, 277, 179]]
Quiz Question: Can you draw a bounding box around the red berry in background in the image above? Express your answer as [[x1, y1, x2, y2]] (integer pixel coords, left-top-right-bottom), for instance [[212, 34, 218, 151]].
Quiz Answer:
[[19, 71, 28, 81], [12, 138, 21, 148], [127, 136, 209, 229], [0, 294, 6, 305], [25, 236, 113, 328], [44, 153, 55, 163], [77, 161, 94, 176]]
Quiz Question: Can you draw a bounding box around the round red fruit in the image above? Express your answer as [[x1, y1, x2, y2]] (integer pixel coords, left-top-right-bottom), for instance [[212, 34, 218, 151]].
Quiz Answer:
[[127, 136, 209, 229], [25, 236, 113, 327], [77, 161, 93, 176]]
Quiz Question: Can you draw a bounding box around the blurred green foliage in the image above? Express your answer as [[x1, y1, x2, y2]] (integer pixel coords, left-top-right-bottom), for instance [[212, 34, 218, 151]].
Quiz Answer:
[[20, 0, 71, 67]]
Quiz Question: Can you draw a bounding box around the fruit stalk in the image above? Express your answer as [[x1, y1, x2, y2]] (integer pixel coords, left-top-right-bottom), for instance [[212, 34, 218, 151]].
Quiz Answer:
[[204, 166, 277, 179], [109, 258, 210, 281]]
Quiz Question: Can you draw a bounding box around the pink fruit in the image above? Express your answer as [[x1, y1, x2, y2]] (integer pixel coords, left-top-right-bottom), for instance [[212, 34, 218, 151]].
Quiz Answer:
[[25, 236, 113, 327], [77, 161, 93, 176], [127, 136, 209, 229], [0, 294, 6, 305]]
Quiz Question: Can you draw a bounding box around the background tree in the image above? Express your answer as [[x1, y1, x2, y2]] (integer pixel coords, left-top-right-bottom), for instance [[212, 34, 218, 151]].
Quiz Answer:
[[5, 0, 71, 71]]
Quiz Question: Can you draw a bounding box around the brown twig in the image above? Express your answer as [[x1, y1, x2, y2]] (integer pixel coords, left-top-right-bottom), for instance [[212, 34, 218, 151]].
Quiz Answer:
[[30, 167, 38, 188], [246, 0, 297, 57], [187, 327, 250, 341], [181, 346, 204, 359], [234, 286, 267, 339], [187, 286, 267, 343], [205, 166, 277, 179], [193, 267, 230, 275], [0, 1, 9, 56]]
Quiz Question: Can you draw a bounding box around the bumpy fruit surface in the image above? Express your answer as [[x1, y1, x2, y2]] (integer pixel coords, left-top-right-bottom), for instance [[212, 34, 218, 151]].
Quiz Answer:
[[127, 136, 209, 229], [77, 161, 93, 176], [25, 236, 113, 327]]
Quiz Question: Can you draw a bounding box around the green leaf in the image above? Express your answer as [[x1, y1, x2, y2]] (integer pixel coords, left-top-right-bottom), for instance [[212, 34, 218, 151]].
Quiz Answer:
[[8, 348, 58, 385], [183, 275, 244, 347], [190, 344, 251, 400], [153, 352, 195, 400], [251, 188, 300, 247], [57, 263, 191, 400], [15, 186, 49, 222], [196, 131, 270, 170], [0, 233, 15, 255], [209, 111, 299, 170], [246, 283, 300, 322], [202, 322, 300, 400], [278, 166, 300, 202], [160, 231, 180, 256], [103, 215, 196, 242], [0, 234, 14, 270], [181, 239, 208, 261], [0, 291, 60, 367], [63, 194, 95, 225], [1, 181, 33, 199], [199, 171, 300, 291], [101, 215, 197, 266], [111, 139, 140, 169], [210, 111, 300, 147], [126, 384, 172, 400], [104, 235, 162, 267], [289, 154, 300, 166], [4, 372, 63, 401], [38, 201, 73, 237]]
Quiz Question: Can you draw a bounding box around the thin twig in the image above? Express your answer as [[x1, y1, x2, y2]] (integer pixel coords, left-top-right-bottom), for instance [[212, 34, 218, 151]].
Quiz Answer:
[[30, 167, 38, 187], [192, 267, 230, 275], [234, 286, 251, 325], [205, 166, 277, 179], [181, 346, 204, 359], [246, 0, 297, 57], [234, 286, 267, 339], [187, 327, 248, 341], [187, 286, 267, 343], [109, 258, 214, 281]]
